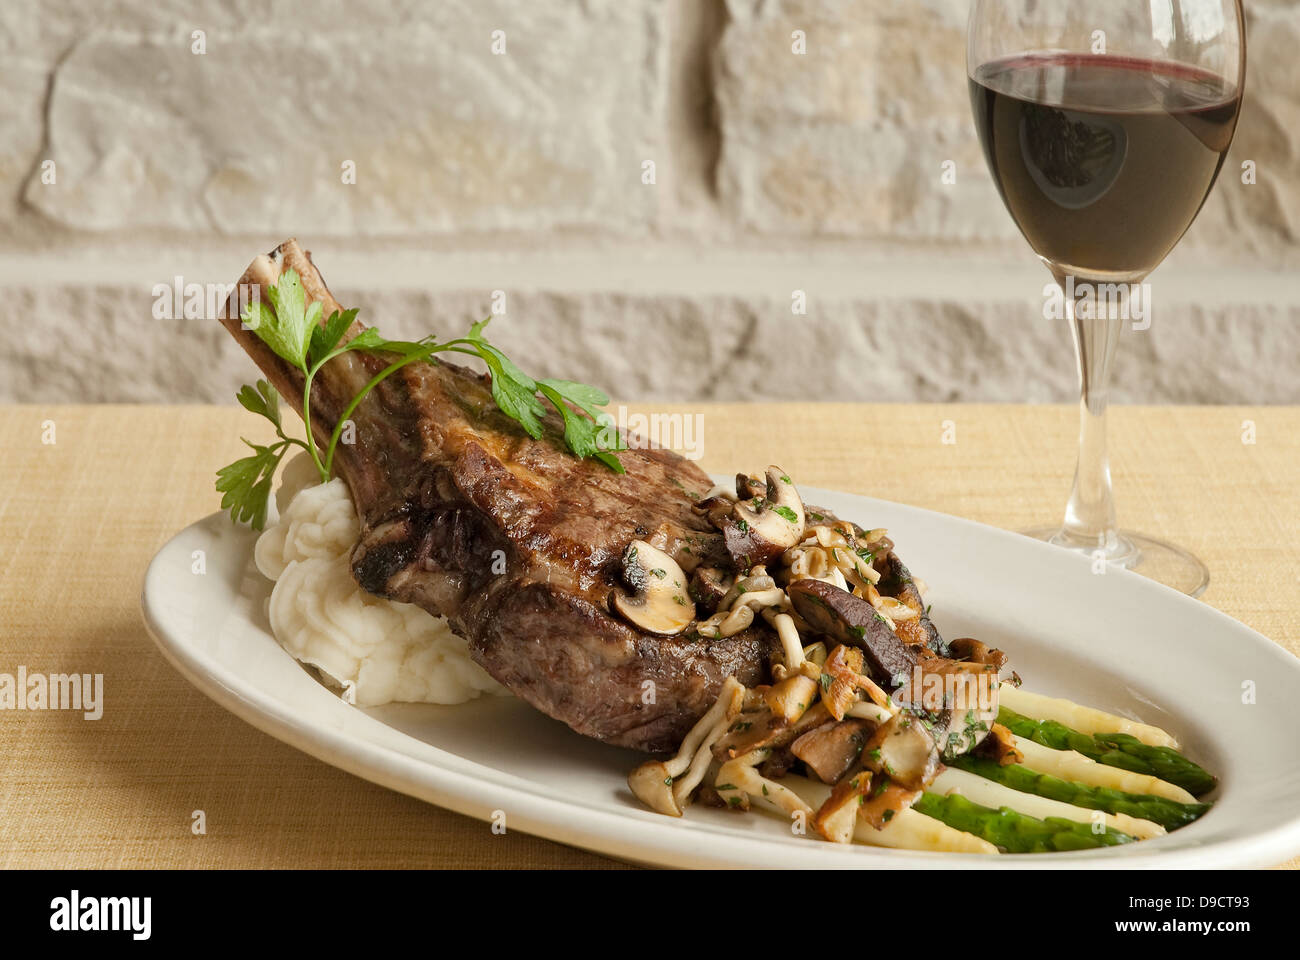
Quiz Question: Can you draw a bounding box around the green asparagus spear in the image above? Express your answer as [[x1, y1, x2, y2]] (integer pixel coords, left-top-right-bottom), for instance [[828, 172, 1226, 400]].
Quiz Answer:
[[1092, 731, 1217, 796], [913, 792, 1134, 853], [997, 707, 1217, 796], [951, 755, 1211, 831]]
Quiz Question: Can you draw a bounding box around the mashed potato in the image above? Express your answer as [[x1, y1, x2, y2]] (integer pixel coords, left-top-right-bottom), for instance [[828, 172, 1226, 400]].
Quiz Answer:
[[254, 454, 505, 706]]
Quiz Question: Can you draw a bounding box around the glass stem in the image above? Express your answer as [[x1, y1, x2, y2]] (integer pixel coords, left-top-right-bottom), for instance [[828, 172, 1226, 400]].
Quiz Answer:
[[1057, 273, 1124, 555]]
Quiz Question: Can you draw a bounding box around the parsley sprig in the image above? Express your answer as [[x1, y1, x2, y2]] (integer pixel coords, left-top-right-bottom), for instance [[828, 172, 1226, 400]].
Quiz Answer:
[[214, 379, 311, 530], [217, 269, 625, 529]]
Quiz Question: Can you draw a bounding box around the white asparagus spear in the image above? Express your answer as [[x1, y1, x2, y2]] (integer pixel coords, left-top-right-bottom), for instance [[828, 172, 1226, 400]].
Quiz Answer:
[[784, 776, 999, 855], [930, 766, 1165, 840], [1013, 736, 1197, 804], [1000, 683, 1179, 749]]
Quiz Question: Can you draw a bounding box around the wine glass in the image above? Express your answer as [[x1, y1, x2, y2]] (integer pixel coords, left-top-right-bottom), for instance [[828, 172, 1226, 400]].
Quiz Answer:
[[968, 0, 1245, 596]]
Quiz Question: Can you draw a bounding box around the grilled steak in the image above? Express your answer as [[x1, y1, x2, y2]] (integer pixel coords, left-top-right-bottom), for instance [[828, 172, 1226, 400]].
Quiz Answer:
[[219, 240, 772, 752]]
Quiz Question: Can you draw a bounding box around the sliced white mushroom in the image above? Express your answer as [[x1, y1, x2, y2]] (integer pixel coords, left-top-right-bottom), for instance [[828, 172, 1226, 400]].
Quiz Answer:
[[610, 540, 694, 636]]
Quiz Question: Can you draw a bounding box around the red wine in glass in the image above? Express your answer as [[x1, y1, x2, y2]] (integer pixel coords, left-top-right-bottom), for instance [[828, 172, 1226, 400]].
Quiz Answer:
[[970, 53, 1241, 281], [967, 0, 1245, 596]]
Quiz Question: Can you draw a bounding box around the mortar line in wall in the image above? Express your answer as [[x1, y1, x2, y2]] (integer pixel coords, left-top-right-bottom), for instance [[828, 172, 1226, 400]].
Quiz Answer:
[[0, 250, 1294, 308]]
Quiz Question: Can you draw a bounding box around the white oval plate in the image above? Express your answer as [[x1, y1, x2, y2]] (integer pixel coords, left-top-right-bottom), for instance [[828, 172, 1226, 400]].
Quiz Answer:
[[142, 485, 1300, 868]]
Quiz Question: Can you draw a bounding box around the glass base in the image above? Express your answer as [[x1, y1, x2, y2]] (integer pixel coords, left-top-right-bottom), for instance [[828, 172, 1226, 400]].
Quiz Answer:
[[1022, 526, 1209, 598]]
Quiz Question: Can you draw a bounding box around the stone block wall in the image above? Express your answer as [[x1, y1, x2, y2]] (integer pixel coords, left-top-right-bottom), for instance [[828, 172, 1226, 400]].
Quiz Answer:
[[1, 0, 1296, 404]]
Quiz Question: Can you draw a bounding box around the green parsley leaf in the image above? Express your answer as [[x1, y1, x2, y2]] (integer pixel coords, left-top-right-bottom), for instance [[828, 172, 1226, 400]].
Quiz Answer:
[[536, 378, 627, 469], [309, 307, 360, 364], [215, 439, 283, 530], [218, 380, 314, 530], [460, 322, 547, 438], [235, 379, 281, 429], [536, 378, 610, 412], [340, 327, 390, 353], [537, 382, 597, 456], [251, 268, 320, 368]]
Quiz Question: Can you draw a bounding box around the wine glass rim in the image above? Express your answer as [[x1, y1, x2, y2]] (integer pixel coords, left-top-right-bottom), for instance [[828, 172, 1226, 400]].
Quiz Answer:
[[966, 1, 1247, 91], [967, 49, 1241, 94]]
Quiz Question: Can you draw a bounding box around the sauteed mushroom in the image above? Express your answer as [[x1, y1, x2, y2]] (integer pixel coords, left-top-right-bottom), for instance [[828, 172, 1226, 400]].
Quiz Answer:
[[787, 578, 922, 685], [721, 466, 806, 567], [792, 718, 874, 784], [611, 540, 693, 636], [688, 566, 733, 614]]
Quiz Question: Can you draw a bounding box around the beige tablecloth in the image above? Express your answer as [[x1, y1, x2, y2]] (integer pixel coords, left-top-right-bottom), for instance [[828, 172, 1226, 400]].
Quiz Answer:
[[1, 403, 1296, 868]]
